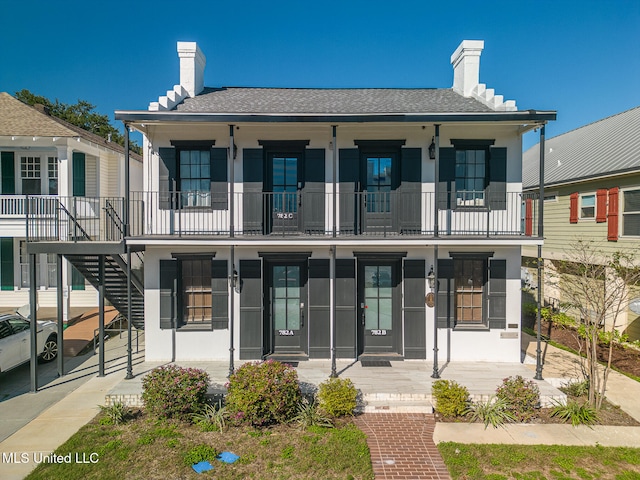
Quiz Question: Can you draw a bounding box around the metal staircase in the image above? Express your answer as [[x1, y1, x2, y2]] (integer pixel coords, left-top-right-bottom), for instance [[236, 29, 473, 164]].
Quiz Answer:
[[65, 253, 145, 330]]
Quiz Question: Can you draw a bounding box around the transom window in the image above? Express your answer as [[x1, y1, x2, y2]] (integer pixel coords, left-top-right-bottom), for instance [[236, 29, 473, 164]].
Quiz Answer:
[[181, 259, 212, 324], [179, 150, 210, 207], [454, 258, 485, 324], [623, 189, 640, 236], [21, 156, 41, 195], [364, 265, 392, 330], [580, 194, 595, 219], [455, 149, 486, 206], [365, 156, 392, 213]]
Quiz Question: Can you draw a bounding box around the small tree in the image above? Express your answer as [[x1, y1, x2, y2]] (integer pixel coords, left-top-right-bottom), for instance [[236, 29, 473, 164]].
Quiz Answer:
[[552, 239, 640, 409]]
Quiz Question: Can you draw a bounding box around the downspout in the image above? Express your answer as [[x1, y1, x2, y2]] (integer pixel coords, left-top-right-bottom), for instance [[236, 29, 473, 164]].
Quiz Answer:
[[30, 253, 38, 392], [432, 125, 440, 379], [535, 124, 546, 380]]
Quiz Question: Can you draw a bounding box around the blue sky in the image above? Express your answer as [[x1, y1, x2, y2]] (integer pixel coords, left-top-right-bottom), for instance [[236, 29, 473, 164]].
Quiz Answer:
[[1, 0, 639, 150]]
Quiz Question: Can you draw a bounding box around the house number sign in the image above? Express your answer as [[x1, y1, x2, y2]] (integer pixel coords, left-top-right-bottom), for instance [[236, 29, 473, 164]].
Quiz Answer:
[[278, 329, 294, 336], [275, 213, 294, 219], [371, 329, 387, 336]]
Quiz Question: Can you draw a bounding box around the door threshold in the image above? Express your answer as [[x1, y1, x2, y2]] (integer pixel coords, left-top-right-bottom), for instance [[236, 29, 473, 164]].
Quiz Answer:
[[358, 353, 404, 363], [264, 353, 309, 363]]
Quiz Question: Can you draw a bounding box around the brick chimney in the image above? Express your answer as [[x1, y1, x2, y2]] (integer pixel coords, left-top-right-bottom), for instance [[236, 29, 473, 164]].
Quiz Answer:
[[177, 42, 206, 98], [451, 40, 484, 97]]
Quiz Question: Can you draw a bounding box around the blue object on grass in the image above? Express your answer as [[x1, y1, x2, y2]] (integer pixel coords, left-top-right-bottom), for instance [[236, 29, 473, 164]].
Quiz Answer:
[[217, 451, 240, 464], [192, 461, 214, 473]]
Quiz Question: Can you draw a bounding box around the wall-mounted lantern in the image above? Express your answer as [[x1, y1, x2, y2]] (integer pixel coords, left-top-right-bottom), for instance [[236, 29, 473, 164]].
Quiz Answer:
[[428, 137, 436, 160]]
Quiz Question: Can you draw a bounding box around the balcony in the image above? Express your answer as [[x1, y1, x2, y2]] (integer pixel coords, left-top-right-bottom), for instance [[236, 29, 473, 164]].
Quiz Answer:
[[23, 191, 540, 243]]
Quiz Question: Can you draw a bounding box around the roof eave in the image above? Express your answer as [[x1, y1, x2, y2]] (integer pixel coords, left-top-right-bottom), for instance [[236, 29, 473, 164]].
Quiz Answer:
[[115, 110, 557, 125]]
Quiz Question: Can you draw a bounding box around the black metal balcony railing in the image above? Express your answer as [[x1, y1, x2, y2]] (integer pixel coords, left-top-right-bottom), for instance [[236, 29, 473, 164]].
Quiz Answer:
[[23, 191, 540, 242]]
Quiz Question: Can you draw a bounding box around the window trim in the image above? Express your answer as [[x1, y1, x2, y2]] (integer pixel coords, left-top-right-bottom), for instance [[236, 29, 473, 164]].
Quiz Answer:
[[450, 139, 495, 211], [579, 192, 596, 220], [622, 187, 640, 238], [543, 191, 558, 203]]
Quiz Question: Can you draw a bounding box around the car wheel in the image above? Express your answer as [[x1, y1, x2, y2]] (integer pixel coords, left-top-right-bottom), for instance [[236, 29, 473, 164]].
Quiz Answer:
[[40, 335, 58, 362]]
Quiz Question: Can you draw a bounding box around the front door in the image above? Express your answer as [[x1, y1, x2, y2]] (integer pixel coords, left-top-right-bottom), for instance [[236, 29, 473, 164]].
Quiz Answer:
[[267, 261, 308, 355], [357, 260, 401, 355], [269, 153, 302, 234], [361, 154, 397, 233]]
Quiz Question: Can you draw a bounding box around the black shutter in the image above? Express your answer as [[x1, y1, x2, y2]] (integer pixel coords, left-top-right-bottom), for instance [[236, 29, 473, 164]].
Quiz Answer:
[[488, 259, 507, 329], [403, 259, 426, 358], [302, 149, 325, 234], [488, 147, 507, 210], [308, 259, 330, 358], [210, 148, 228, 210], [242, 149, 264, 234], [1, 152, 15, 194], [159, 148, 177, 210], [400, 148, 422, 234], [160, 259, 178, 329], [239, 259, 263, 359], [437, 258, 454, 329], [438, 147, 455, 210], [0, 237, 14, 291], [72, 152, 85, 197], [339, 149, 360, 234], [335, 258, 356, 358], [211, 259, 228, 329]]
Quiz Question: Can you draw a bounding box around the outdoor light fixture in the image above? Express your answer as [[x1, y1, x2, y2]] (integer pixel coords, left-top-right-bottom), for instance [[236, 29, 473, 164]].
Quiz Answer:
[[427, 265, 435, 291], [230, 267, 239, 293], [428, 137, 436, 160]]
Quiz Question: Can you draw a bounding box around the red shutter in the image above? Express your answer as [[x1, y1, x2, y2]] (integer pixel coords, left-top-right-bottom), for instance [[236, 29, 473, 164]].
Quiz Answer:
[[525, 198, 533, 236], [596, 189, 608, 223], [569, 192, 579, 223], [608, 187, 619, 241]]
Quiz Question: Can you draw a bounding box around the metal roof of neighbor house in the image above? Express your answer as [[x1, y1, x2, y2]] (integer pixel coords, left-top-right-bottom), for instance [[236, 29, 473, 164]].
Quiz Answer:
[[175, 87, 495, 114], [523, 105, 640, 189], [0, 92, 142, 161]]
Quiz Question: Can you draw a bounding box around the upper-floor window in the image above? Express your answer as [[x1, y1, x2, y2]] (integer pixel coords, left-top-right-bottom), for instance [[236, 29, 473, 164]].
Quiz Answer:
[[623, 188, 640, 236], [179, 149, 210, 207], [48, 157, 58, 195], [21, 156, 41, 195], [455, 148, 486, 207], [580, 193, 595, 219]]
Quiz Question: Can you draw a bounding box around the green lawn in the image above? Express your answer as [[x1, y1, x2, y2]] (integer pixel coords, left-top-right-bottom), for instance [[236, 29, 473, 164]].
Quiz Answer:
[[26, 413, 374, 480], [439, 442, 640, 479]]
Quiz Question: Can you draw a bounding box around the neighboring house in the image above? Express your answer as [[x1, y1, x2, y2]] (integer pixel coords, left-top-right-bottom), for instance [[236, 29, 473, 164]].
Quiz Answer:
[[522, 106, 640, 340], [29, 40, 555, 364], [0, 92, 143, 321]]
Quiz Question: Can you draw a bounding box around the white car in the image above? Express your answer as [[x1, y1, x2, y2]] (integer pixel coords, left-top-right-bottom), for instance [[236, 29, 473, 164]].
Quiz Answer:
[[0, 314, 58, 373]]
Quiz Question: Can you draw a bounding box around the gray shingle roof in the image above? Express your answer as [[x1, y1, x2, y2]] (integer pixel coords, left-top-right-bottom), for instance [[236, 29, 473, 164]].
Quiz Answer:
[[175, 87, 494, 114], [523, 106, 640, 189]]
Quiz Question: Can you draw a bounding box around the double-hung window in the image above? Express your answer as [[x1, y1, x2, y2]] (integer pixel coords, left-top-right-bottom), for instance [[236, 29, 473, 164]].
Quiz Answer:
[[21, 156, 41, 195], [179, 149, 211, 207], [580, 193, 595, 219], [455, 149, 487, 207], [48, 157, 58, 195], [454, 257, 486, 325], [181, 258, 212, 325], [623, 188, 640, 236]]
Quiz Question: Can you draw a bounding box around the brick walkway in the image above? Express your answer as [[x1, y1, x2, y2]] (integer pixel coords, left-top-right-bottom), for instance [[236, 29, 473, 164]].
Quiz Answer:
[[354, 413, 451, 479]]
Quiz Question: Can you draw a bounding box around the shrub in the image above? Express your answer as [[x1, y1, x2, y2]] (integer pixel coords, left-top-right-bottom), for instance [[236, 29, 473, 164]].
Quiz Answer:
[[183, 444, 219, 467], [465, 396, 515, 429], [561, 379, 590, 397], [225, 360, 301, 426], [551, 399, 598, 427], [431, 380, 469, 418], [495, 375, 540, 422], [292, 397, 333, 428], [522, 302, 537, 318], [98, 401, 128, 425], [317, 377, 358, 417], [142, 365, 210, 420], [191, 401, 228, 432]]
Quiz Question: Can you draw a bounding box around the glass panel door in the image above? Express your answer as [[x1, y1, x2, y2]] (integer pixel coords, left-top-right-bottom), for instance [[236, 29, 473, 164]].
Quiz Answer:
[[359, 262, 398, 354], [271, 155, 301, 233], [362, 155, 395, 232], [271, 262, 307, 354]]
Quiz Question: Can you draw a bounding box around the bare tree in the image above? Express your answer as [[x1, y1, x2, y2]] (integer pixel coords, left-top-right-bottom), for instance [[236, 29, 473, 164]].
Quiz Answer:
[[552, 239, 640, 409]]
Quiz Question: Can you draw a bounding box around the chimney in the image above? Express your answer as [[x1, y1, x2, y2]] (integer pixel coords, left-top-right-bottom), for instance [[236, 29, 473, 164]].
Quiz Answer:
[[451, 40, 484, 97], [177, 42, 206, 98]]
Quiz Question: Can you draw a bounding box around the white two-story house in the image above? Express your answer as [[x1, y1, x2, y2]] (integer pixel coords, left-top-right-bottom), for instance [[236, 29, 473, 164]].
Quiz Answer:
[[0, 93, 142, 321], [28, 40, 554, 365]]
